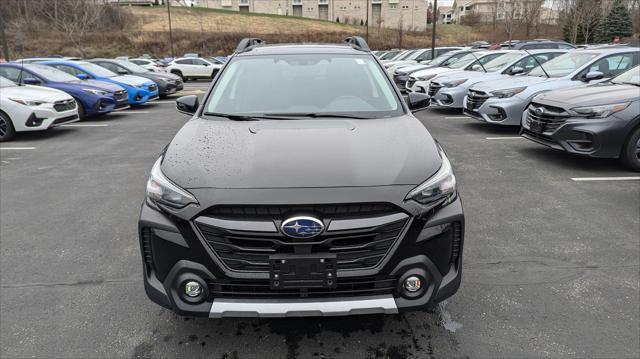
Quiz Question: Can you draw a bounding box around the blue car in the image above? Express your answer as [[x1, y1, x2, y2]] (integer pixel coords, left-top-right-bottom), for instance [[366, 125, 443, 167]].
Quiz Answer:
[[0, 63, 129, 118], [40, 61, 159, 105]]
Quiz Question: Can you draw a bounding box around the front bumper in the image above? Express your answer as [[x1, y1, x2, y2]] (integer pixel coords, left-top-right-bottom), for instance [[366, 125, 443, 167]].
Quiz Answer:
[[16, 104, 79, 132], [158, 80, 184, 96], [128, 86, 160, 105], [406, 79, 431, 94], [520, 114, 629, 158], [463, 95, 527, 126], [433, 86, 466, 108], [138, 193, 465, 318]]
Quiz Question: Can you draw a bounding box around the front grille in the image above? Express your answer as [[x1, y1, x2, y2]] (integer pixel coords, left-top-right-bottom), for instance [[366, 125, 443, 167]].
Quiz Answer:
[[195, 203, 409, 272], [428, 82, 442, 97], [526, 102, 569, 133], [114, 90, 128, 102], [205, 203, 399, 220], [207, 276, 396, 299], [466, 89, 490, 110], [53, 99, 76, 112]]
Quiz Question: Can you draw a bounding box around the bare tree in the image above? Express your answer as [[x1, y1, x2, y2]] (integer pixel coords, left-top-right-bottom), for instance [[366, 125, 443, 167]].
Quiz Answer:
[[578, 0, 603, 43], [36, 0, 107, 57], [500, 1, 527, 45], [522, 0, 545, 37]]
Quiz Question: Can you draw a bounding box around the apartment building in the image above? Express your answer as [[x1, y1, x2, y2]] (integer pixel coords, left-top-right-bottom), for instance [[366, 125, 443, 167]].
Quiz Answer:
[[450, 0, 558, 25], [197, 0, 429, 30]]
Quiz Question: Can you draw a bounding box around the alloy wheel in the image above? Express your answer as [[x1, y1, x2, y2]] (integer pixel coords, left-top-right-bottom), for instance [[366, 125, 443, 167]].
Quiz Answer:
[[0, 116, 7, 137]]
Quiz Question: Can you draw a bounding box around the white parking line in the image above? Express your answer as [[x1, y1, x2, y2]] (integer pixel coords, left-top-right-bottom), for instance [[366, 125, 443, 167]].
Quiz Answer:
[[153, 100, 177, 104], [0, 147, 36, 150], [571, 177, 640, 182], [60, 124, 109, 127], [485, 136, 523, 140], [117, 111, 151, 114]]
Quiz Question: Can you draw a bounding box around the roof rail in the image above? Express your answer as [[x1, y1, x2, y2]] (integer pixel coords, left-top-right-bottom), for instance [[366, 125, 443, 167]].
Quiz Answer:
[[343, 36, 370, 51], [235, 38, 265, 53]]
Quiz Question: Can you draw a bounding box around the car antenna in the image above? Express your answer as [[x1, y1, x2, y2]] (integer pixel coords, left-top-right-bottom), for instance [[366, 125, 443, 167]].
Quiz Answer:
[[467, 51, 487, 72], [523, 49, 550, 78]]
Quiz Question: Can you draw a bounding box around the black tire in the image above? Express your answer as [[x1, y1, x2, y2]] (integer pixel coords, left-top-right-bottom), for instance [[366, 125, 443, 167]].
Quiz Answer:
[[621, 126, 640, 172], [171, 70, 184, 81], [76, 99, 86, 120], [0, 111, 16, 142]]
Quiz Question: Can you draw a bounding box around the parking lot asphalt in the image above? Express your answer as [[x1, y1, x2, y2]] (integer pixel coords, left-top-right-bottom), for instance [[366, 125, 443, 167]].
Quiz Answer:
[[1, 82, 639, 359]]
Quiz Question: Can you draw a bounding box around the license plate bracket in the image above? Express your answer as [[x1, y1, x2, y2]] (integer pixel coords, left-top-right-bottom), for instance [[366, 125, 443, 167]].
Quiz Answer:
[[530, 121, 544, 133], [269, 254, 337, 290]]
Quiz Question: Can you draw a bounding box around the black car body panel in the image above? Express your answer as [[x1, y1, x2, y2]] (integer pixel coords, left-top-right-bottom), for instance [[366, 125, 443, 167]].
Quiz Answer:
[[138, 40, 465, 317]]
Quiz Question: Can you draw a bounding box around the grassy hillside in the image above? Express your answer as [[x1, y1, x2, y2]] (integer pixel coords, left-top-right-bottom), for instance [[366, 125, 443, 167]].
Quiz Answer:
[[8, 5, 489, 58]]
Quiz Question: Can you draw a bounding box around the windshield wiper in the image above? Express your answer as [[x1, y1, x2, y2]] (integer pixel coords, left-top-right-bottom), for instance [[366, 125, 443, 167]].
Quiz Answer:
[[202, 112, 263, 121], [263, 113, 373, 119]]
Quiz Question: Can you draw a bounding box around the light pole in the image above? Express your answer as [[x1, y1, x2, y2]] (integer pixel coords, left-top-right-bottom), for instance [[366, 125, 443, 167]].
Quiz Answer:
[[431, 0, 437, 59], [365, 0, 369, 42], [167, 0, 175, 58]]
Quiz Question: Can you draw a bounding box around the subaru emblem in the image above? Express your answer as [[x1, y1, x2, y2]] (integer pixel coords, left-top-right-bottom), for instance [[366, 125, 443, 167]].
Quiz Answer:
[[534, 107, 545, 116], [281, 216, 324, 239]]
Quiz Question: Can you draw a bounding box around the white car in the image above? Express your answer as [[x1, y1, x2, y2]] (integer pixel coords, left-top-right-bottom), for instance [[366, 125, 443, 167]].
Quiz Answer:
[[0, 76, 79, 141], [166, 57, 224, 81], [384, 47, 464, 74], [129, 58, 167, 73], [406, 50, 510, 93]]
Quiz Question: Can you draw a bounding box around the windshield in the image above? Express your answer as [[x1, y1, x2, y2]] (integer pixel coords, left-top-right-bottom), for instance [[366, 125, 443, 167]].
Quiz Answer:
[[476, 52, 524, 72], [207, 57, 224, 65], [529, 52, 598, 78], [26, 64, 80, 82], [116, 60, 149, 73], [380, 51, 401, 60], [0, 76, 16, 87], [205, 54, 402, 118], [80, 62, 118, 77], [611, 65, 640, 85], [396, 50, 417, 61]]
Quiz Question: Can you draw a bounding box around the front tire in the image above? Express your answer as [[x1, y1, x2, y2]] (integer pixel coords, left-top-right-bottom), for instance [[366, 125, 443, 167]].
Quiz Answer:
[[621, 126, 640, 172], [171, 70, 184, 81], [76, 99, 86, 120], [0, 111, 16, 142]]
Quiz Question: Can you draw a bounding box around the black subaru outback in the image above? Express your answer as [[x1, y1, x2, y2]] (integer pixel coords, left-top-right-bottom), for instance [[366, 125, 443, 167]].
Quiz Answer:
[[139, 37, 465, 317]]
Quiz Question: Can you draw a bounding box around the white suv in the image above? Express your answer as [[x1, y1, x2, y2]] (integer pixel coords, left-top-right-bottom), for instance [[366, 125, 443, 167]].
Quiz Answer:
[[166, 57, 224, 81], [0, 76, 79, 141]]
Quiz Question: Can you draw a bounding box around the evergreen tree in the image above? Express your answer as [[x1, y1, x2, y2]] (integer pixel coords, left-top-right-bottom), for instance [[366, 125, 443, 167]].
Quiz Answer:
[[596, 0, 633, 42]]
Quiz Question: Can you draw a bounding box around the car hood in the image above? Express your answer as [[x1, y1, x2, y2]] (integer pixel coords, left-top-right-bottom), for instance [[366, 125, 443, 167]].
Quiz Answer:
[[470, 75, 549, 92], [411, 68, 459, 79], [535, 82, 640, 107], [133, 71, 181, 82], [2, 85, 71, 102], [162, 116, 442, 189], [72, 79, 124, 92], [432, 70, 498, 83], [398, 64, 435, 74], [112, 74, 153, 86]]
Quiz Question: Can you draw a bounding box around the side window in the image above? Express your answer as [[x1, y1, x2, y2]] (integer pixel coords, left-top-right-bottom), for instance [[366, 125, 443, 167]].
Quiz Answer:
[[0, 67, 22, 82], [176, 59, 193, 65], [415, 51, 433, 61], [442, 53, 466, 66], [192, 59, 208, 66], [587, 54, 635, 78], [53, 65, 87, 77]]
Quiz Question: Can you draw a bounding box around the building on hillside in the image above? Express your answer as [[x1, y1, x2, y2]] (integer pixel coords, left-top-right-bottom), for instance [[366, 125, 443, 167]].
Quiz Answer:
[[438, 5, 454, 24], [193, 0, 429, 30], [449, 0, 557, 25]]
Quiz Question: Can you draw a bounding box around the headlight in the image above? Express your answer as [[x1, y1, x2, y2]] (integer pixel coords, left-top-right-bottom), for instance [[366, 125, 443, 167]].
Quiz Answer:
[[570, 102, 631, 118], [146, 157, 198, 209], [136, 84, 145, 89], [490, 86, 527, 98], [442, 79, 467, 88], [9, 98, 47, 106], [405, 148, 457, 206], [82, 88, 108, 96], [417, 74, 436, 81]]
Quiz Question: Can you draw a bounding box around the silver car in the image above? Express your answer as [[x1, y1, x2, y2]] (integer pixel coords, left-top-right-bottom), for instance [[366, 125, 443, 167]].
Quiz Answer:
[[464, 48, 639, 126], [429, 49, 568, 109]]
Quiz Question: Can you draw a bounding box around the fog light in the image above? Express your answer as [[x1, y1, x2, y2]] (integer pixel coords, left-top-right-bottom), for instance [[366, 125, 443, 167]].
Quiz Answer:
[[404, 276, 422, 292], [184, 281, 202, 297]]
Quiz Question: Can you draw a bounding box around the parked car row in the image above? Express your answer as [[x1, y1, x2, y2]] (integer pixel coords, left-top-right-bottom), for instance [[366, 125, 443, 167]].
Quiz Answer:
[[0, 56, 188, 141], [398, 46, 639, 171]]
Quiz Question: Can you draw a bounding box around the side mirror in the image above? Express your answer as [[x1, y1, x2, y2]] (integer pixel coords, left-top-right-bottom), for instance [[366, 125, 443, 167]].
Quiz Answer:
[[584, 71, 604, 82], [176, 95, 199, 115], [471, 64, 482, 71], [202, 63, 210, 67], [76, 73, 89, 80], [509, 66, 524, 75], [407, 92, 430, 113], [117, 69, 129, 75], [22, 77, 41, 85]]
